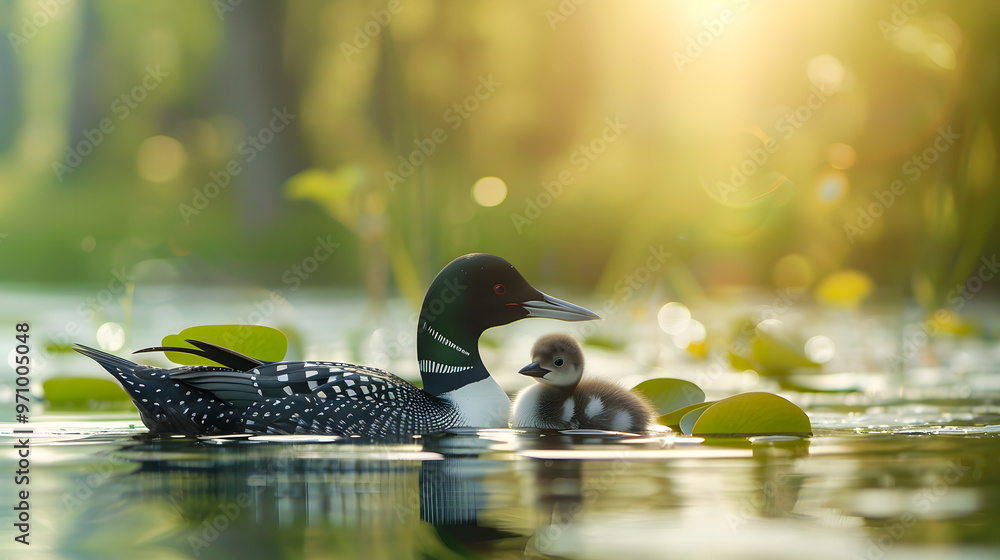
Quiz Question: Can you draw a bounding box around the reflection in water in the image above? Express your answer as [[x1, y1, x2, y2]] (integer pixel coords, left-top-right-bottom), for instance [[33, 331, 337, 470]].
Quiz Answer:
[[11, 426, 997, 559], [58, 431, 535, 559]]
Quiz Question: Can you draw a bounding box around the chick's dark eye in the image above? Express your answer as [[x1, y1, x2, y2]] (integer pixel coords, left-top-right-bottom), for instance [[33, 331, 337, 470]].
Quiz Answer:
[[554, 358, 564, 367], [493, 284, 506, 295]]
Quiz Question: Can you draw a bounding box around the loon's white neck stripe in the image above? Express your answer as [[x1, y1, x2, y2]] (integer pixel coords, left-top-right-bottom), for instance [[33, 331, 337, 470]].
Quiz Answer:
[[419, 360, 473, 374], [423, 322, 470, 356]]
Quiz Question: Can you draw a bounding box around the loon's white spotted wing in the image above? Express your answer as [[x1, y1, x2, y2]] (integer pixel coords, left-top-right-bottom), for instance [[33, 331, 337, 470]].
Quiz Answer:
[[169, 361, 459, 437], [170, 361, 395, 402]]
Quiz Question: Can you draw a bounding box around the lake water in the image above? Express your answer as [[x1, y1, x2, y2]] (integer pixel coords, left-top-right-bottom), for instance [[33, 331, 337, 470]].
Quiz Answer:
[[2, 286, 999, 559]]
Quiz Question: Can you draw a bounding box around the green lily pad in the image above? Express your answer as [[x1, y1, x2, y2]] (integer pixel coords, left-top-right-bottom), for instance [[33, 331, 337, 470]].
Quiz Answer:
[[43, 377, 132, 410], [690, 392, 812, 437], [680, 404, 712, 435], [582, 336, 626, 351], [632, 378, 706, 416], [160, 325, 287, 366], [727, 350, 755, 371], [751, 330, 821, 376], [658, 400, 717, 431]]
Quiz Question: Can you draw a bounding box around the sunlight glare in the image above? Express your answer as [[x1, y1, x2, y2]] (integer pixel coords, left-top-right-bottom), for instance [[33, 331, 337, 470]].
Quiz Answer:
[[471, 176, 507, 207], [805, 335, 836, 363], [97, 322, 125, 351], [658, 302, 692, 335], [807, 54, 844, 91], [137, 135, 187, 183]]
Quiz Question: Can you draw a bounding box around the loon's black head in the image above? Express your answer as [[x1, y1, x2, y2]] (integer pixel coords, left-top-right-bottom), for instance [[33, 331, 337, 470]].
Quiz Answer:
[[418, 254, 599, 336], [519, 333, 585, 389]]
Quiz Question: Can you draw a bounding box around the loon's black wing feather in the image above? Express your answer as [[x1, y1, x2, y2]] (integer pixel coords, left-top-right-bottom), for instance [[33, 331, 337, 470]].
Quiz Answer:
[[184, 339, 266, 369], [73, 344, 242, 434], [77, 345, 460, 438], [168, 361, 409, 406], [133, 338, 264, 371]]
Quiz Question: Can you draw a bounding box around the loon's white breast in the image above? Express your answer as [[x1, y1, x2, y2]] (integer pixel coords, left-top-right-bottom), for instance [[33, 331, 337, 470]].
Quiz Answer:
[[441, 376, 511, 428]]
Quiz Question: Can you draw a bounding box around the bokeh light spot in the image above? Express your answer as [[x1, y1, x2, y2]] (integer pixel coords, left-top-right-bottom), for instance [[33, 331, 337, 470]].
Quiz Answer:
[[804, 335, 835, 363], [773, 254, 814, 291], [755, 318, 784, 336], [815, 170, 849, 204], [894, 25, 927, 53], [471, 176, 507, 207], [137, 135, 187, 182], [97, 322, 125, 351], [807, 54, 844, 90], [816, 270, 874, 308], [657, 302, 691, 335], [925, 39, 956, 69], [672, 319, 706, 349], [827, 143, 857, 170], [81, 236, 97, 252]]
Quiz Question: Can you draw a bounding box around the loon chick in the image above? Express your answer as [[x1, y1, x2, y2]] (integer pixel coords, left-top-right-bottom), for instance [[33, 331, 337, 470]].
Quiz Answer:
[[511, 334, 653, 433], [76, 254, 600, 437]]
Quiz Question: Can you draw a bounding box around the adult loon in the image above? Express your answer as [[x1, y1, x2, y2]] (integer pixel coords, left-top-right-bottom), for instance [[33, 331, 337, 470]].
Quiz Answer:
[[76, 254, 600, 438], [510, 333, 653, 433]]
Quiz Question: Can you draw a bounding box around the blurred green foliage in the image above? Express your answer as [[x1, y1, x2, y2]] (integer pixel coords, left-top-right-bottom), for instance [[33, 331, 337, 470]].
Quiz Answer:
[[1, 0, 998, 310]]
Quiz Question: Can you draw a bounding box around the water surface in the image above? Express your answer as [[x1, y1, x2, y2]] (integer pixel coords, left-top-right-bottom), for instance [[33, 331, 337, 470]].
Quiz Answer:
[[2, 287, 999, 559]]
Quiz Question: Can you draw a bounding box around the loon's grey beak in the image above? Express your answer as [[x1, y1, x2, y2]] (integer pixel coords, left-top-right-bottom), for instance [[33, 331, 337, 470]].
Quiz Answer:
[[518, 362, 550, 378], [520, 293, 601, 322]]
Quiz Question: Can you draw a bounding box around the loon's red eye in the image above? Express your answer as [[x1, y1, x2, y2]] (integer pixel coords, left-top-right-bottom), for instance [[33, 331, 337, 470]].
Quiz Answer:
[[493, 283, 506, 295]]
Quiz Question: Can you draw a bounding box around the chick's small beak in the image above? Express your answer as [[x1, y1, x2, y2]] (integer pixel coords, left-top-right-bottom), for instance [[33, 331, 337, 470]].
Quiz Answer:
[[518, 361, 550, 378], [518, 292, 601, 322]]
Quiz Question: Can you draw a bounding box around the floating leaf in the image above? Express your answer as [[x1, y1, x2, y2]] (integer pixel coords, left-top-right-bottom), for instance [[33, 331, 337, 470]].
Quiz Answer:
[[285, 166, 365, 219], [45, 343, 77, 354], [680, 404, 712, 435], [727, 349, 755, 371], [752, 329, 821, 375], [159, 325, 287, 366], [658, 400, 717, 431], [691, 392, 811, 437], [43, 377, 132, 410], [582, 336, 627, 351], [815, 269, 873, 308], [632, 378, 706, 416]]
